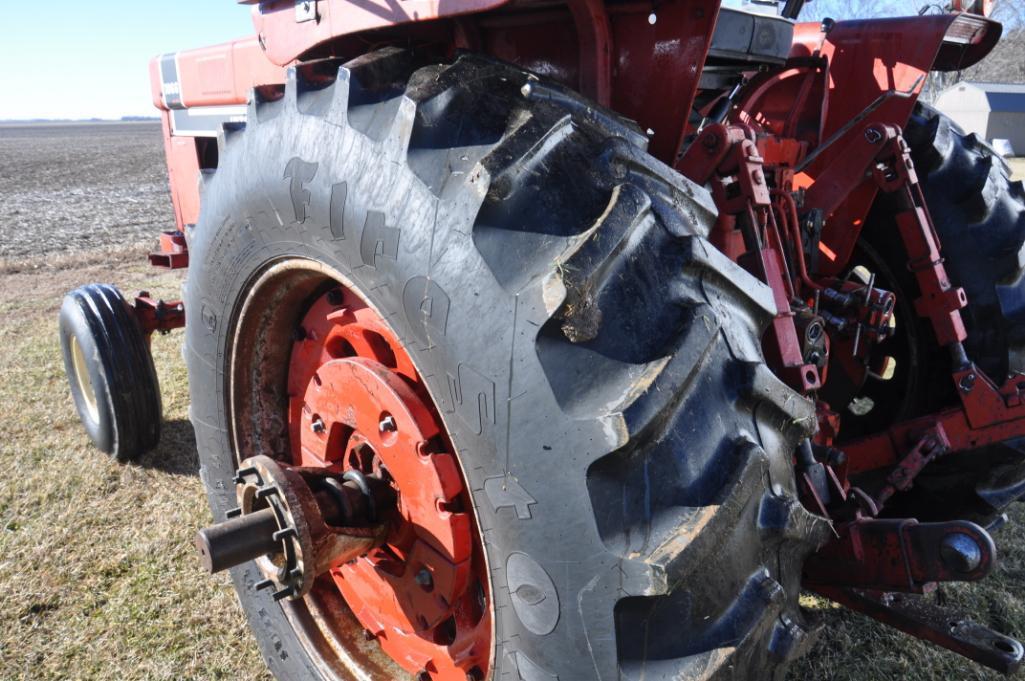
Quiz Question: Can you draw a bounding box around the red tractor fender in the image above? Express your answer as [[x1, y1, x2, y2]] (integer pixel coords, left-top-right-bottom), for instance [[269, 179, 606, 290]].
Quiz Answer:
[[148, 37, 287, 228], [148, 0, 724, 231], [241, 0, 512, 67], [782, 12, 1001, 276], [794, 13, 1000, 149]]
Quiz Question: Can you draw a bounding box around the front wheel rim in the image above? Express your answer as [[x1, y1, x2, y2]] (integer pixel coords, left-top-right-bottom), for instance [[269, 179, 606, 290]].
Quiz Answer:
[[70, 334, 100, 423]]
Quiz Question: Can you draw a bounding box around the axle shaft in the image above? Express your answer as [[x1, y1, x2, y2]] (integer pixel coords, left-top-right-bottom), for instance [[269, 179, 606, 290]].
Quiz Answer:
[[195, 507, 280, 574]]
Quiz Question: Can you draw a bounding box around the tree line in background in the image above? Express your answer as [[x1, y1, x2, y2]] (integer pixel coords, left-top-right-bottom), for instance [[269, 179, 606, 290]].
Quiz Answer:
[[798, 0, 1024, 91]]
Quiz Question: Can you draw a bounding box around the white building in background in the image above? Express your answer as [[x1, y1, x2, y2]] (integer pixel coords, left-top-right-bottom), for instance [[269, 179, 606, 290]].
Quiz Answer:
[[934, 82, 1025, 156]]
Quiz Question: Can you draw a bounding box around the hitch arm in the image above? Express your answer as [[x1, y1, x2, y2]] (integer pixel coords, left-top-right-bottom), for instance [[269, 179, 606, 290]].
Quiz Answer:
[[812, 587, 1024, 675]]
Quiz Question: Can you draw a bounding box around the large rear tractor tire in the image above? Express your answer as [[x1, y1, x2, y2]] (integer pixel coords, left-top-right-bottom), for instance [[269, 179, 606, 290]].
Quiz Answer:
[[860, 103, 1025, 525], [59, 283, 162, 461], [185, 50, 829, 680]]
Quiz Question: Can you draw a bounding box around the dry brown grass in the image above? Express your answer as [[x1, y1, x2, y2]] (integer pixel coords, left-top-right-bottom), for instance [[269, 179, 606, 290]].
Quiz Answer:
[[0, 259, 268, 680], [3, 240, 1025, 679]]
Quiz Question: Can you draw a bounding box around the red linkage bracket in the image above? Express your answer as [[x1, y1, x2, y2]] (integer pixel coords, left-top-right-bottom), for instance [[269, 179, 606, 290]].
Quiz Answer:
[[873, 427, 949, 510], [148, 230, 189, 270], [844, 371, 1025, 477], [871, 128, 968, 347], [804, 517, 995, 594], [133, 293, 186, 336], [679, 123, 821, 393]]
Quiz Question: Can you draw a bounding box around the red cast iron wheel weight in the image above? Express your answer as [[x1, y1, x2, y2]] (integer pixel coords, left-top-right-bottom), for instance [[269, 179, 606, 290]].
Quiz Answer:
[[287, 285, 492, 681]]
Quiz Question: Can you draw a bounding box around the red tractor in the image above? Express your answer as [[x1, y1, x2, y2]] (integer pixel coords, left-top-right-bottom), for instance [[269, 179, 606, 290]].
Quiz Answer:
[[57, 0, 1025, 678]]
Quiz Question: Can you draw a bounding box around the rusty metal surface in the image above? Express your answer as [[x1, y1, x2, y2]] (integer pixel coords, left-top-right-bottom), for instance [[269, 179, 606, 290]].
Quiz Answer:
[[219, 455, 389, 600], [132, 293, 185, 336]]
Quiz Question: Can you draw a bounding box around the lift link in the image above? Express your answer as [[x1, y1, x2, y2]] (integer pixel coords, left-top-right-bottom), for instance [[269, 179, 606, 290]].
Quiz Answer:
[[678, 123, 821, 393], [194, 455, 394, 601], [869, 124, 969, 351]]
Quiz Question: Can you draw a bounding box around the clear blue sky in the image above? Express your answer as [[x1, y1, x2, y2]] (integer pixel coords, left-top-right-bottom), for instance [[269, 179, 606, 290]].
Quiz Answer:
[[0, 2, 252, 120], [2, 1, 1017, 120]]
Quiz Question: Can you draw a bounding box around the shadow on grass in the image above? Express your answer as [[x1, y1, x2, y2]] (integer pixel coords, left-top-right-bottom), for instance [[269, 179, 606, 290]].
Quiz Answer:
[[135, 418, 199, 476]]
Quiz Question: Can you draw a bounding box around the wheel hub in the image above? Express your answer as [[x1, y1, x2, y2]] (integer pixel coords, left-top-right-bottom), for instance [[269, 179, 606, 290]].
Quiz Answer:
[[195, 454, 392, 600], [289, 288, 490, 680], [299, 356, 474, 630]]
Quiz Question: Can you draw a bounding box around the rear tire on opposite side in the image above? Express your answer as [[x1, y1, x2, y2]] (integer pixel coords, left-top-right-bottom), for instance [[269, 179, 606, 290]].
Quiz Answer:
[[59, 284, 162, 461], [185, 50, 830, 680], [859, 104, 1025, 524]]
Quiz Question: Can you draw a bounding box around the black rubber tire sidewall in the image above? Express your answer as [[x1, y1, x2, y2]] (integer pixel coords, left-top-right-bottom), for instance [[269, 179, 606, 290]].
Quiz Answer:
[[59, 285, 162, 461], [185, 117, 618, 681]]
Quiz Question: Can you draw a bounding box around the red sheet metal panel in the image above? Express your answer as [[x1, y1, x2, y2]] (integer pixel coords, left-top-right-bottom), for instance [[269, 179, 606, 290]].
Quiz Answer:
[[245, 0, 514, 67], [150, 37, 287, 111], [790, 14, 998, 275]]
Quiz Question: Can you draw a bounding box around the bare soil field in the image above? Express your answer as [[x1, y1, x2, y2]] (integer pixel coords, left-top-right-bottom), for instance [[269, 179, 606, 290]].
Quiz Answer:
[[0, 122, 171, 261], [0, 122, 1022, 680]]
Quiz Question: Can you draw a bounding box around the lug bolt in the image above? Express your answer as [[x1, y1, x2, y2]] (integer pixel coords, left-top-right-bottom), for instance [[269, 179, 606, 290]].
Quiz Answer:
[[311, 417, 326, 434], [379, 415, 397, 433], [272, 586, 295, 602]]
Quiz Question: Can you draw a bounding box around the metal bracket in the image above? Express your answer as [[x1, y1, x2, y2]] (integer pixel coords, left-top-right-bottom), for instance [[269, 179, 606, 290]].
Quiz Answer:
[[295, 0, 318, 23], [148, 230, 189, 270], [804, 518, 995, 593], [874, 426, 950, 510], [133, 293, 186, 336]]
